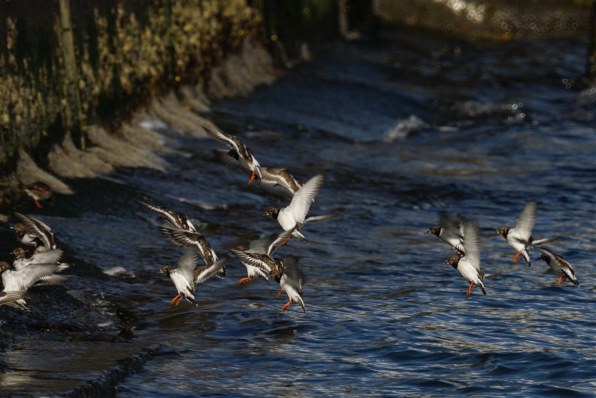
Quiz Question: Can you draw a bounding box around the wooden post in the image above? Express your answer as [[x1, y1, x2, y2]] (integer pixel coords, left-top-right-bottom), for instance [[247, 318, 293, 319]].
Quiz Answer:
[[58, 0, 84, 149]]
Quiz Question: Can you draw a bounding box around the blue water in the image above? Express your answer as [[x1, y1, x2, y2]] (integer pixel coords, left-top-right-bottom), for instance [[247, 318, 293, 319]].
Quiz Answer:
[[1, 35, 595, 397]]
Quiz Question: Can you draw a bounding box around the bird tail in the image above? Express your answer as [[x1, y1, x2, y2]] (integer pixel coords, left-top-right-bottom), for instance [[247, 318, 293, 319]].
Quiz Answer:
[[477, 280, 487, 295], [562, 268, 580, 286], [522, 250, 531, 267], [296, 295, 306, 312]]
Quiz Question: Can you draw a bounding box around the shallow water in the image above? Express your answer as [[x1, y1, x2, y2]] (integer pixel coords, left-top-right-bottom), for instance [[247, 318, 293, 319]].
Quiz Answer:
[[1, 33, 595, 397]]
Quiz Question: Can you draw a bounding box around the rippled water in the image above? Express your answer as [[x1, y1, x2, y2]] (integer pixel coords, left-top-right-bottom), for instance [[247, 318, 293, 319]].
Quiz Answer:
[[1, 33, 595, 397]]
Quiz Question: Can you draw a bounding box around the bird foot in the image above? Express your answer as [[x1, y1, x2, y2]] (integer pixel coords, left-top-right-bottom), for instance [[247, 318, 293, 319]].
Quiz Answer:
[[237, 276, 253, 285], [170, 293, 183, 306], [276, 288, 283, 299], [465, 282, 475, 298], [280, 301, 292, 313], [556, 273, 566, 285], [248, 171, 257, 185], [512, 252, 521, 263]]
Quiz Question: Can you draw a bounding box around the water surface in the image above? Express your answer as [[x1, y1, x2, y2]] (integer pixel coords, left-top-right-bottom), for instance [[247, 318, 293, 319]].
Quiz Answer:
[[1, 33, 595, 397]]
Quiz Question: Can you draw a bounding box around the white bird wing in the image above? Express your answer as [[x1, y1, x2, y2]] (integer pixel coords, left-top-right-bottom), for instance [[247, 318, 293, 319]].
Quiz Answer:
[[30, 248, 64, 264], [176, 248, 198, 284], [16, 264, 60, 291], [438, 213, 465, 239], [304, 213, 338, 224], [462, 221, 481, 271], [284, 174, 324, 224], [194, 258, 227, 284], [266, 229, 294, 256], [0, 291, 26, 306], [281, 256, 305, 292], [246, 234, 276, 254], [513, 201, 537, 242]]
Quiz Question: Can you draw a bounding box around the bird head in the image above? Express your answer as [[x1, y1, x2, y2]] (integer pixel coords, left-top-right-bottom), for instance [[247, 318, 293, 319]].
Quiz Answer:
[[426, 226, 442, 236], [496, 226, 509, 238], [159, 266, 172, 275], [0, 261, 10, 272], [11, 247, 28, 259], [265, 207, 279, 219], [443, 254, 460, 268]]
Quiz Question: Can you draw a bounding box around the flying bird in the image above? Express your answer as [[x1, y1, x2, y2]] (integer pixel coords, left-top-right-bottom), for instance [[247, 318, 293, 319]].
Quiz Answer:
[[205, 128, 262, 184], [427, 213, 466, 254], [444, 220, 486, 298], [159, 248, 226, 306], [13, 212, 57, 251], [536, 247, 580, 286], [496, 201, 554, 267], [265, 174, 325, 239]]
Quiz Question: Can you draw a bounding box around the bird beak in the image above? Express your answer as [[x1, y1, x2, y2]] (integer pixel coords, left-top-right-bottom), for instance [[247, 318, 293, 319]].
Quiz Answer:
[[248, 170, 257, 185]]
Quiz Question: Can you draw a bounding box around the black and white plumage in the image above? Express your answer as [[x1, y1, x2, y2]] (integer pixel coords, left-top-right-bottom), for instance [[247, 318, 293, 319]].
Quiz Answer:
[[260, 167, 302, 197], [265, 174, 325, 239], [213, 150, 300, 198], [427, 213, 466, 254], [140, 201, 225, 278], [0, 261, 60, 309], [444, 220, 486, 298], [496, 201, 553, 267], [160, 227, 223, 278], [13, 212, 57, 251], [536, 247, 580, 286], [205, 128, 262, 184], [159, 248, 227, 306], [139, 200, 199, 233], [276, 256, 306, 313], [230, 250, 283, 284], [232, 230, 293, 285]]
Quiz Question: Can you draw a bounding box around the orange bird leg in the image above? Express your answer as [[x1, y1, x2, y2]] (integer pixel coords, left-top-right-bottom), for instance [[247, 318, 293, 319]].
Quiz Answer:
[[512, 252, 521, 263], [237, 276, 253, 285], [280, 300, 292, 313], [170, 293, 182, 305], [34, 200, 43, 209], [465, 282, 475, 298], [248, 170, 257, 185], [174, 294, 186, 306], [276, 288, 283, 299], [556, 273, 566, 285]]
